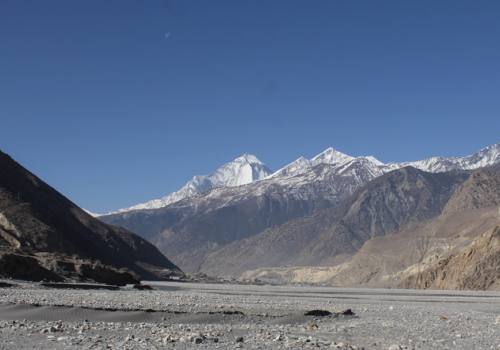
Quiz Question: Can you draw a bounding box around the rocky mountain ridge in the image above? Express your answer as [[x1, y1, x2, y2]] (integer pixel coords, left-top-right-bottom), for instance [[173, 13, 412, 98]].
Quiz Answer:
[[0, 150, 181, 284]]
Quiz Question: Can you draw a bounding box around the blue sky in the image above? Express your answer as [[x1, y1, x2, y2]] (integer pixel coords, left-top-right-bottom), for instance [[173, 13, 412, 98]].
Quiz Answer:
[[1, 1, 499, 213]]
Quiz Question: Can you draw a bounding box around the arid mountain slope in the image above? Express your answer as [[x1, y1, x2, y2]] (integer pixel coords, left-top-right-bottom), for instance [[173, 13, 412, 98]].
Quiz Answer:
[[242, 165, 500, 290], [241, 207, 500, 287], [0, 150, 181, 284], [398, 164, 500, 290], [443, 163, 500, 214], [200, 167, 469, 277], [401, 226, 500, 290]]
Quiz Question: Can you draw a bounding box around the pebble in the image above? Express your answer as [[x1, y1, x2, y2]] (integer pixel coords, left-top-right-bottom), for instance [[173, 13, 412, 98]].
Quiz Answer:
[[388, 346, 402, 350], [235, 336, 244, 343]]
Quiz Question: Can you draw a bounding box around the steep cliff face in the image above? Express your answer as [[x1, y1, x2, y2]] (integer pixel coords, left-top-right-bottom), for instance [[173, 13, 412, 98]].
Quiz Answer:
[[401, 226, 500, 290], [399, 165, 500, 290], [397, 164, 500, 290], [0, 150, 181, 283]]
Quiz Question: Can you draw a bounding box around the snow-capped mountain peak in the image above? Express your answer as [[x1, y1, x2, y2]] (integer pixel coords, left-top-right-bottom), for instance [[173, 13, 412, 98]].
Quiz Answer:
[[403, 143, 500, 173], [270, 148, 359, 179], [233, 153, 264, 165], [106, 154, 272, 214], [459, 143, 500, 169], [207, 154, 271, 188], [311, 147, 355, 166]]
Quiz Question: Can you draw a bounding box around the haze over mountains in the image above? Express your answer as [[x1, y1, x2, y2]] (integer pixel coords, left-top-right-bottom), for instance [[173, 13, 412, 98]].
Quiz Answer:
[[101, 143, 500, 289]]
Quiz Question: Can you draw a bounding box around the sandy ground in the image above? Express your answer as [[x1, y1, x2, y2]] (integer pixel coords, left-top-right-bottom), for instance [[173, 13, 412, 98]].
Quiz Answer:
[[0, 281, 499, 349]]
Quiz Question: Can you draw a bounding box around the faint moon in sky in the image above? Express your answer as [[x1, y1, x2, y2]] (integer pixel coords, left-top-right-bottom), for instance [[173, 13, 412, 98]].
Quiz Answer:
[[164, 32, 172, 39]]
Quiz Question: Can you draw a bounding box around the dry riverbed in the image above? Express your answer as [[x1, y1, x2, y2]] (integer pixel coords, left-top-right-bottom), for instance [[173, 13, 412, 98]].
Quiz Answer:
[[0, 281, 499, 349]]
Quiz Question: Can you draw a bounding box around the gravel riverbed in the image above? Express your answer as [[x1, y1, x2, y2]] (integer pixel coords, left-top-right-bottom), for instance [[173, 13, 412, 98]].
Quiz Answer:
[[0, 281, 499, 349]]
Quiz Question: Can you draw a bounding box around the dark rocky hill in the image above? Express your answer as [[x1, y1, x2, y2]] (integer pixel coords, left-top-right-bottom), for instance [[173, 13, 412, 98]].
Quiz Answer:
[[0, 150, 181, 284]]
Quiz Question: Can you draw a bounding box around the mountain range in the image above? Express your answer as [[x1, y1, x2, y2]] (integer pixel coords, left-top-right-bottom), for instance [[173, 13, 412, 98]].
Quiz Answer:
[[104, 143, 500, 215], [2, 142, 498, 290], [100, 143, 500, 290]]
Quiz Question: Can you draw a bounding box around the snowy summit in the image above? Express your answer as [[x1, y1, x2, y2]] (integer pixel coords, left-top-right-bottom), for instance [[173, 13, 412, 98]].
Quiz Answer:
[[107, 154, 272, 214]]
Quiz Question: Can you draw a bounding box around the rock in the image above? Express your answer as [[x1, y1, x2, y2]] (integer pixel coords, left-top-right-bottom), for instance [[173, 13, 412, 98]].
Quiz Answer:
[[307, 320, 319, 330], [273, 334, 284, 341], [163, 335, 176, 343], [304, 309, 332, 316], [133, 284, 153, 291], [341, 309, 355, 316], [388, 345, 402, 350], [235, 336, 244, 343], [222, 310, 245, 315], [40, 326, 58, 334]]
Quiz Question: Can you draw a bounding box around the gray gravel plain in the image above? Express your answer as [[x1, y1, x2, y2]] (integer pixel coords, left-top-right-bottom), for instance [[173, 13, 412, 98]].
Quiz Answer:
[[0, 281, 499, 349]]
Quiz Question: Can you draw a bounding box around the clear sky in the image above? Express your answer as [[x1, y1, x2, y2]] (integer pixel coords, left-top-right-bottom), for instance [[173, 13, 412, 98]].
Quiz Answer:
[[1, 1, 500, 213]]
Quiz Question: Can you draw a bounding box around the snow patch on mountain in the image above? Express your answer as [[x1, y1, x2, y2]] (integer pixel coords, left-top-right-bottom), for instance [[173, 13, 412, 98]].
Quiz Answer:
[[83, 209, 99, 217], [270, 148, 386, 180], [402, 143, 500, 173], [270, 157, 311, 178]]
